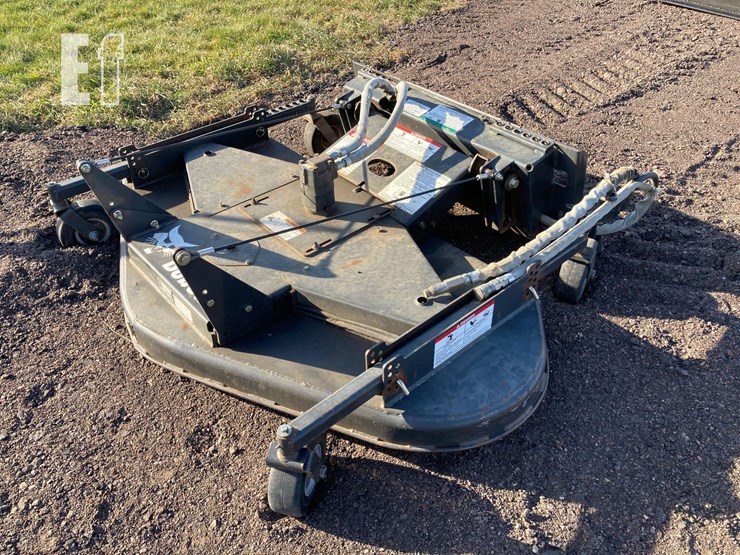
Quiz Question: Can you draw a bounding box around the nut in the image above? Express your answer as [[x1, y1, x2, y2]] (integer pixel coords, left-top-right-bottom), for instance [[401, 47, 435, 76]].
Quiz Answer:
[[276, 424, 293, 439]]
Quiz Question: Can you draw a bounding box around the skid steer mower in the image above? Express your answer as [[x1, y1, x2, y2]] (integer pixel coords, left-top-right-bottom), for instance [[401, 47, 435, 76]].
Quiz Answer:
[[47, 64, 657, 517]]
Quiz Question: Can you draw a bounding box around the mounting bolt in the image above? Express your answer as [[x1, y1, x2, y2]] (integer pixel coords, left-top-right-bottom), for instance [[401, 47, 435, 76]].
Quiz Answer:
[[276, 424, 293, 440], [111, 210, 123, 220], [79, 162, 92, 174], [319, 465, 328, 480], [88, 231, 100, 242], [150, 220, 160, 229], [174, 250, 193, 266], [206, 299, 215, 307], [504, 175, 520, 191], [244, 305, 253, 312]]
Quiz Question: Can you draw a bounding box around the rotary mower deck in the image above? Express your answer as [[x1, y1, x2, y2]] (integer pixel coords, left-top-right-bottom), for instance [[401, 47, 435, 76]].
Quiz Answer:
[[46, 64, 657, 517]]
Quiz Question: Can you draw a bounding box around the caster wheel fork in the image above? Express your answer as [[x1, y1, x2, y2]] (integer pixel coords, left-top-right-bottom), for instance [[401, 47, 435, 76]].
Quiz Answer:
[[55, 198, 118, 247], [267, 433, 327, 518]]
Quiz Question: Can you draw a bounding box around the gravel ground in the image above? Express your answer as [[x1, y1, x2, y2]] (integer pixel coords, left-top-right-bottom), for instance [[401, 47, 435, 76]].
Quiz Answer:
[[1, 1, 739, 553]]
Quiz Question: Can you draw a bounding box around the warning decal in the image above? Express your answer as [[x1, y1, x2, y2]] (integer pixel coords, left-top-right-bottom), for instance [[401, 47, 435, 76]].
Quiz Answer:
[[433, 299, 495, 368], [422, 105, 475, 133], [385, 125, 442, 163], [378, 162, 452, 215], [259, 211, 306, 241]]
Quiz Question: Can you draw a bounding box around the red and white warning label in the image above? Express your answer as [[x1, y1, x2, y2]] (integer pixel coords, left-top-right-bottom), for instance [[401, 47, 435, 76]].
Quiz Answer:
[[433, 299, 495, 368]]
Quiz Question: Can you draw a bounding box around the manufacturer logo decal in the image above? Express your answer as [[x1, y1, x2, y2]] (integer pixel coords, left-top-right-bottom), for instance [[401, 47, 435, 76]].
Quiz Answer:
[[144, 225, 197, 255]]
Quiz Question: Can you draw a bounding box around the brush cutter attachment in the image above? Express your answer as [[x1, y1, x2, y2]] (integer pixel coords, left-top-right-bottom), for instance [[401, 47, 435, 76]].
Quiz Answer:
[[47, 63, 657, 517]]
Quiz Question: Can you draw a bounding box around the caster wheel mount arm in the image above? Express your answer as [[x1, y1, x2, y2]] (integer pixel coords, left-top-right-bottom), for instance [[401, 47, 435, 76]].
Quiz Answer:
[[264, 366, 384, 516]]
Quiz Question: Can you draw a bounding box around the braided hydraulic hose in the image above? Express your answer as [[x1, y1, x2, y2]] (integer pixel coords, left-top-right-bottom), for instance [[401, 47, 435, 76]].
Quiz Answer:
[[325, 77, 409, 170], [422, 167, 640, 299]]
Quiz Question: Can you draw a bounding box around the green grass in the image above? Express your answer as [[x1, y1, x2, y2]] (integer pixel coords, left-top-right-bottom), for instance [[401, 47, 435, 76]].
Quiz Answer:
[[0, 0, 458, 133]]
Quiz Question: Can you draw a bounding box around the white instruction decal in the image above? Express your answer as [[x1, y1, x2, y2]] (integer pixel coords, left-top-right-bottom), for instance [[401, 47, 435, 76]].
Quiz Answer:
[[433, 299, 495, 368], [403, 99, 432, 118], [385, 125, 442, 163], [259, 211, 306, 241], [422, 105, 475, 133], [378, 162, 452, 214]]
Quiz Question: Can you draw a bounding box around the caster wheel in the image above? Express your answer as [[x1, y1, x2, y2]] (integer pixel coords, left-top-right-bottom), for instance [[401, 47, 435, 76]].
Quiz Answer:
[[55, 199, 118, 248], [304, 113, 344, 155], [267, 436, 326, 518], [553, 238, 598, 303]]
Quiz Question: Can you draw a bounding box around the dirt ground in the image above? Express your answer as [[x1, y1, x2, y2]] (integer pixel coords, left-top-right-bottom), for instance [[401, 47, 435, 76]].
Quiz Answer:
[[1, 0, 738, 553]]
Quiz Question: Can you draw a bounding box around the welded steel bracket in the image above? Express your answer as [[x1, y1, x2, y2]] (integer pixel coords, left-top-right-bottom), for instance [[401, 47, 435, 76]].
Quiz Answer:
[[523, 261, 543, 301], [173, 250, 274, 346], [77, 161, 174, 240], [381, 356, 408, 404]]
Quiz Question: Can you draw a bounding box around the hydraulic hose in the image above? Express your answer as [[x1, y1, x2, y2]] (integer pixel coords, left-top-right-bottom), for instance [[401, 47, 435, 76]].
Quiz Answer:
[[422, 167, 646, 300], [326, 77, 409, 170], [471, 172, 657, 301]]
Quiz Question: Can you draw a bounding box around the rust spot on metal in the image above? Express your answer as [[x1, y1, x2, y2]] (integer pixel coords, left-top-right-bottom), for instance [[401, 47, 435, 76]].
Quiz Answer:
[[231, 182, 254, 200], [338, 258, 364, 272]]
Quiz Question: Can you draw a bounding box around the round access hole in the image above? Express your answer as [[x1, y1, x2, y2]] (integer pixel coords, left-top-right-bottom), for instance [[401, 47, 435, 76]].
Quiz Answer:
[[367, 159, 395, 177]]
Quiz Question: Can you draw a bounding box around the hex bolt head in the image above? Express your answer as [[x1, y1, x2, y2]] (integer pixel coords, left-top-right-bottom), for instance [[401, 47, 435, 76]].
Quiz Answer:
[[504, 175, 520, 191], [150, 220, 160, 229], [319, 465, 328, 480], [79, 163, 92, 174], [276, 424, 293, 440], [111, 210, 123, 220], [88, 231, 100, 242], [244, 305, 253, 313], [206, 299, 215, 307]]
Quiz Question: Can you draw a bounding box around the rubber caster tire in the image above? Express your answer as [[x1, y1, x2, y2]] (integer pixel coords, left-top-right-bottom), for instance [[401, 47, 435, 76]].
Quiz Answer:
[[267, 437, 326, 518], [304, 113, 344, 156], [55, 199, 118, 248], [554, 239, 598, 303]]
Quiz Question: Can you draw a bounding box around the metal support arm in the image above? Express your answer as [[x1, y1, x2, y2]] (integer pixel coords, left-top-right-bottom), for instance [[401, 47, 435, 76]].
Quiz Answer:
[[268, 366, 384, 466]]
